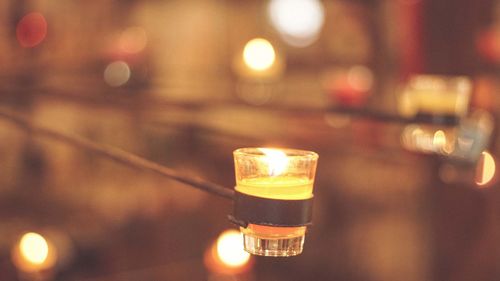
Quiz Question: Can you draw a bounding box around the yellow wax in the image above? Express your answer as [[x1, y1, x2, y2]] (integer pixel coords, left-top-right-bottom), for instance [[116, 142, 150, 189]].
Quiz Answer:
[[236, 176, 313, 238], [236, 176, 313, 200], [417, 91, 468, 115]]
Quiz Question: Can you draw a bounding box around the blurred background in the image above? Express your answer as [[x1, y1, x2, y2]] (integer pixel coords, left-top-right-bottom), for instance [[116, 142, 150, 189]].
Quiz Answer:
[[0, 0, 499, 280]]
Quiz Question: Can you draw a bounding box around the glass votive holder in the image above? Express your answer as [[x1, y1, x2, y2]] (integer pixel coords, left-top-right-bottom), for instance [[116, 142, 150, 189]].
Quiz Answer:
[[232, 148, 318, 257], [398, 75, 472, 155]]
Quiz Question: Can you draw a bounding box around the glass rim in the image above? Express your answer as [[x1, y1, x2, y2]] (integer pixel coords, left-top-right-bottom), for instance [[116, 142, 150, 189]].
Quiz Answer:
[[233, 147, 318, 160]]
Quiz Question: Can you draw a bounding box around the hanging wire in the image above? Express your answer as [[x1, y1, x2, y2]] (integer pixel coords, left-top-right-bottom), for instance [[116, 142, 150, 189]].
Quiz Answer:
[[0, 107, 235, 200]]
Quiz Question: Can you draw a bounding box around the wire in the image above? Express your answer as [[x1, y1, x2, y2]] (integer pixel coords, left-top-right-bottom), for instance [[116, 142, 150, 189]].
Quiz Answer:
[[0, 107, 235, 200]]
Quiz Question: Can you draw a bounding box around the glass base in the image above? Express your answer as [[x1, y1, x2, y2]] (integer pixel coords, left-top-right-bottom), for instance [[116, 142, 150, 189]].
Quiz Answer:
[[242, 234, 305, 257]]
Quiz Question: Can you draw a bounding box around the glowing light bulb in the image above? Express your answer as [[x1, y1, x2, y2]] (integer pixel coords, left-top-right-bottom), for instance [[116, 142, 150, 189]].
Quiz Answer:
[[347, 66, 374, 92], [259, 148, 288, 176], [268, 0, 325, 47], [216, 230, 250, 268], [243, 38, 276, 71], [476, 151, 496, 186], [19, 233, 49, 265], [104, 61, 131, 87]]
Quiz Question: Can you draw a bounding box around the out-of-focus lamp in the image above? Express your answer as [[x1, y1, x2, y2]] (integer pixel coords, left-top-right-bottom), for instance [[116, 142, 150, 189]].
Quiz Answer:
[[399, 75, 472, 156], [11, 232, 57, 275], [268, 0, 325, 47], [230, 148, 318, 257], [233, 38, 284, 81], [204, 229, 253, 276]]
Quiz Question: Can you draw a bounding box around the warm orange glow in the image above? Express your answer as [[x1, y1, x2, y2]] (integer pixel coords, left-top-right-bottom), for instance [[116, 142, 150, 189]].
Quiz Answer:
[[258, 148, 288, 176], [476, 151, 496, 186], [243, 38, 276, 71], [347, 65, 374, 92], [119, 27, 148, 54], [216, 230, 251, 268], [12, 231, 57, 273], [19, 233, 49, 265]]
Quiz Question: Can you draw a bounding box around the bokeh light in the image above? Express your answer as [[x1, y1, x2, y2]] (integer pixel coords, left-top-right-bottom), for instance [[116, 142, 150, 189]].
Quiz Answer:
[[347, 65, 374, 92], [119, 26, 148, 54], [16, 12, 48, 48], [475, 151, 496, 186], [19, 232, 49, 265], [243, 38, 276, 71], [104, 61, 131, 87], [216, 230, 250, 268], [268, 0, 325, 47]]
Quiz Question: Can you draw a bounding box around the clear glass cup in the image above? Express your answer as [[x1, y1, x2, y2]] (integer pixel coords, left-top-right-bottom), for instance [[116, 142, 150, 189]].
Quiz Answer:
[[233, 148, 318, 257]]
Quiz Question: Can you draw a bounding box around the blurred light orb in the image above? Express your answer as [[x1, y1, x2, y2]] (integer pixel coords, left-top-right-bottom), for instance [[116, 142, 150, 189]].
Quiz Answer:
[[119, 26, 148, 54], [243, 38, 276, 71], [19, 232, 49, 265], [216, 230, 250, 268], [104, 61, 131, 87], [16, 12, 47, 48], [475, 151, 496, 186], [347, 66, 374, 92], [268, 0, 325, 47]]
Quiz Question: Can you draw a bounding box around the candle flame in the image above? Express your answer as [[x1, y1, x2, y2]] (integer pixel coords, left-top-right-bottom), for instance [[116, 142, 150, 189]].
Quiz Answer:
[[433, 130, 446, 149], [19, 232, 49, 265], [259, 148, 288, 176]]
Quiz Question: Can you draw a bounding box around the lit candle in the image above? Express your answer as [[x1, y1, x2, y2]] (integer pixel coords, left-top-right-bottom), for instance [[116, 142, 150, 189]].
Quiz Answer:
[[399, 75, 472, 156], [233, 148, 318, 257]]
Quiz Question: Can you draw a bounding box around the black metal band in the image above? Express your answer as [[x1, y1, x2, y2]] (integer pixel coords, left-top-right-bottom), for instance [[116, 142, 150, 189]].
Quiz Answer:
[[414, 112, 460, 126], [230, 191, 313, 227]]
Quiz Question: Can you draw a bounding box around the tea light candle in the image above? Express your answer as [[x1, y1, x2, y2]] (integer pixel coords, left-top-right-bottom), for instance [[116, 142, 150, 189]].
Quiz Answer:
[[233, 148, 318, 257]]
